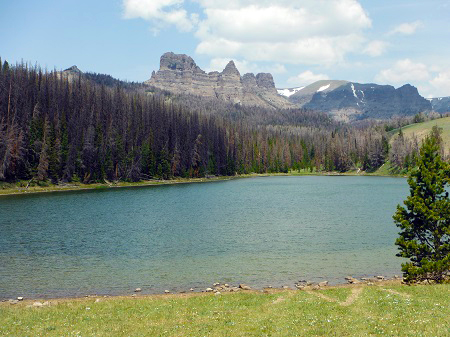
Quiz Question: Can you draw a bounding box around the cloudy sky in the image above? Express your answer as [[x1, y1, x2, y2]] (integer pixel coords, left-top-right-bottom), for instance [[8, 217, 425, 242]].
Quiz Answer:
[[1, 0, 450, 97]]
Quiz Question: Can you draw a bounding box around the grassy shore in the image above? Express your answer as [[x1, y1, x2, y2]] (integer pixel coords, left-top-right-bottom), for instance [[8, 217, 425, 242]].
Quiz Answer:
[[1, 282, 448, 336], [0, 176, 237, 196], [0, 168, 406, 196]]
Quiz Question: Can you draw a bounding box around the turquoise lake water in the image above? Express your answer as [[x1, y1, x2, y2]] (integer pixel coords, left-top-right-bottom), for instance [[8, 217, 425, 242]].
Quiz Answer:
[[0, 176, 409, 299]]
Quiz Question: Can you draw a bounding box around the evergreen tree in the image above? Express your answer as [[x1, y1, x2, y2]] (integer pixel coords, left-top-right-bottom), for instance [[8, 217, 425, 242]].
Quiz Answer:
[[393, 127, 450, 283], [157, 147, 170, 180], [170, 142, 181, 177], [2, 60, 9, 73], [191, 134, 203, 177], [140, 141, 154, 178]]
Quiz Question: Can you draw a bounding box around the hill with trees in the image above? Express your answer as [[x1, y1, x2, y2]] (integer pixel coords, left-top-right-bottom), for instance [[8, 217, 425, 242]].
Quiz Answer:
[[389, 117, 450, 171]]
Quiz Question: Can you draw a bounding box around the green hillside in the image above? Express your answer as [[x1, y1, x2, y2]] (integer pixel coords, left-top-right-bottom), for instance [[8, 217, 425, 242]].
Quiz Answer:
[[390, 116, 450, 151]]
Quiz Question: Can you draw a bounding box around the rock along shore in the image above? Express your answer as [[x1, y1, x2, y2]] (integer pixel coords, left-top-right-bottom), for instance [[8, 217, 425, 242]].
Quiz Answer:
[[3, 275, 404, 304]]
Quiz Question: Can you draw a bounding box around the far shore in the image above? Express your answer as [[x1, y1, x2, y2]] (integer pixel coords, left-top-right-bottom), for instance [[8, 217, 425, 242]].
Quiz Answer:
[[0, 170, 406, 197]]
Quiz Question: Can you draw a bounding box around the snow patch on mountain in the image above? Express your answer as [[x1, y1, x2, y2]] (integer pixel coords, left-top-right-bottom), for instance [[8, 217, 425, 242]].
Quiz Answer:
[[317, 84, 330, 92], [351, 83, 357, 98], [277, 87, 305, 97]]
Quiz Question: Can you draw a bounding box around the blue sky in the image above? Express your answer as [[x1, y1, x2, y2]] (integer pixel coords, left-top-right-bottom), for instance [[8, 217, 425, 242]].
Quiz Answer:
[[1, 0, 449, 97]]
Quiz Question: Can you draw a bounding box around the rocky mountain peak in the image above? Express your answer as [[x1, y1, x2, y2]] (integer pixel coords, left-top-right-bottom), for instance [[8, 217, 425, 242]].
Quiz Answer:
[[222, 61, 240, 76], [256, 73, 275, 90], [242, 73, 257, 86], [64, 65, 82, 73], [159, 52, 202, 72], [58, 65, 82, 82], [145, 52, 294, 109], [397, 84, 418, 95]]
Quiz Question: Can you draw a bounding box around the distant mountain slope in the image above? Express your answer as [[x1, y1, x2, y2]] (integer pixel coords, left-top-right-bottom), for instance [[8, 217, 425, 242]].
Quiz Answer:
[[146, 52, 294, 110], [286, 80, 349, 106], [428, 97, 450, 113], [60, 66, 144, 90], [285, 80, 431, 122]]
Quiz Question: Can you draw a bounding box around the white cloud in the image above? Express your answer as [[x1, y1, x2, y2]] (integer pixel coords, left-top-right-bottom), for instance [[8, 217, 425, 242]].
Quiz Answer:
[[270, 64, 288, 75], [195, 0, 371, 65], [123, 0, 194, 33], [287, 70, 330, 86], [363, 40, 388, 57], [196, 3, 370, 43], [375, 60, 450, 97], [388, 21, 423, 36], [124, 0, 372, 66], [196, 35, 366, 66], [430, 70, 450, 97], [375, 59, 430, 84]]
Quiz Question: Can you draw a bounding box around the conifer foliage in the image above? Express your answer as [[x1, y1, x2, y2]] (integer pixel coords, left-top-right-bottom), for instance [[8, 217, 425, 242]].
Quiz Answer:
[[393, 126, 450, 283], [0, 60, 395, 183]]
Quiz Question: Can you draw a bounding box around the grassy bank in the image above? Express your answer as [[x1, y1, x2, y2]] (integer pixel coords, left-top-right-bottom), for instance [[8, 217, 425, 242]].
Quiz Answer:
[[0, 176, 235, 196], [0, 170, 407, 196], [1, 283, 448, 336], [389, 116, 450, 150]]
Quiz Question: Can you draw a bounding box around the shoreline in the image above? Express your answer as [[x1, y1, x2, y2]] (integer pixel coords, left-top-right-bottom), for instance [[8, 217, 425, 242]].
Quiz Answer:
[[0, 176, 236, 197], [1, 274, 405, 302], [0, 171, 406, 197], [1, 277, 405, 304], [2, 279, 447, 336]]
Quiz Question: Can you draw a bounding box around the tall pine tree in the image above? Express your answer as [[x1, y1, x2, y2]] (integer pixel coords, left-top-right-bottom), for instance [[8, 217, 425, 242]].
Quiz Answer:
[[393, 127, 450, 283]]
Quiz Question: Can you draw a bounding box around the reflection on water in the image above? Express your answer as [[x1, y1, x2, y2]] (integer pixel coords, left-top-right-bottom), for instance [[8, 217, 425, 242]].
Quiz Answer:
[[0, 176, 408, 298]]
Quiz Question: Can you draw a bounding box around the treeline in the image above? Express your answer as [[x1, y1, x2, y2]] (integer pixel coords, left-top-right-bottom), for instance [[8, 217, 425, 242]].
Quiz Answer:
[[0, 60, 241, 182], [165, 91, 336, 128], [0, 59, 414, 184], [83, 71, 146, 91]]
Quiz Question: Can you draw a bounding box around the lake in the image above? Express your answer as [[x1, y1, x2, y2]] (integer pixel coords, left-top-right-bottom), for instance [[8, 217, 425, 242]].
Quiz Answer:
[[0, 176, 408, 299]]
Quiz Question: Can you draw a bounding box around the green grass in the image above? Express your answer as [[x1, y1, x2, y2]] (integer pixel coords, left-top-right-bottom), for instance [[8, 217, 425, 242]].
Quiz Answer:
[[370, 161, 394, 176], [0, 176, 234, 196], [370, 161, 408, 177], [1, 284, 449, 336], [390, 116, 450, 150]]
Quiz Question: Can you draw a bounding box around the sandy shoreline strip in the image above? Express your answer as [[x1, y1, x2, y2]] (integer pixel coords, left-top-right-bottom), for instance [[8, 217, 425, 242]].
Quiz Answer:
[[1, 278, 404, 304]]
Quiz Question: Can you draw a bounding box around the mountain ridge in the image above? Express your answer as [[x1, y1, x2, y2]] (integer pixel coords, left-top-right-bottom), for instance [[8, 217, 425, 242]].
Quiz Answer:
[[427, 97, 450, 113], [279, 80, 431, 122], [145, 52, 294, 110], [59, 53, 437, 122]]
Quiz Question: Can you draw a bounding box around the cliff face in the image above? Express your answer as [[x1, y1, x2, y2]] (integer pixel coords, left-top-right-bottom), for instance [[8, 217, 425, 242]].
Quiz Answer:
[[285, 80, 432, 121], [146, 52, 293, 109], [56, 65, 83, 82]]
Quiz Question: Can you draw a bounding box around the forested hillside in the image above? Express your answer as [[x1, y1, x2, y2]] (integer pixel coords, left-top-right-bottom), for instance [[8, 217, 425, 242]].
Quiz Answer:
[[0, 60, 441, 184], [389, 117, 450, 170]]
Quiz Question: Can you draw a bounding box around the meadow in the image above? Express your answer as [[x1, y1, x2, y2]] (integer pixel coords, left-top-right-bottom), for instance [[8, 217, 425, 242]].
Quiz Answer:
[[1, 282, 449, 336]]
